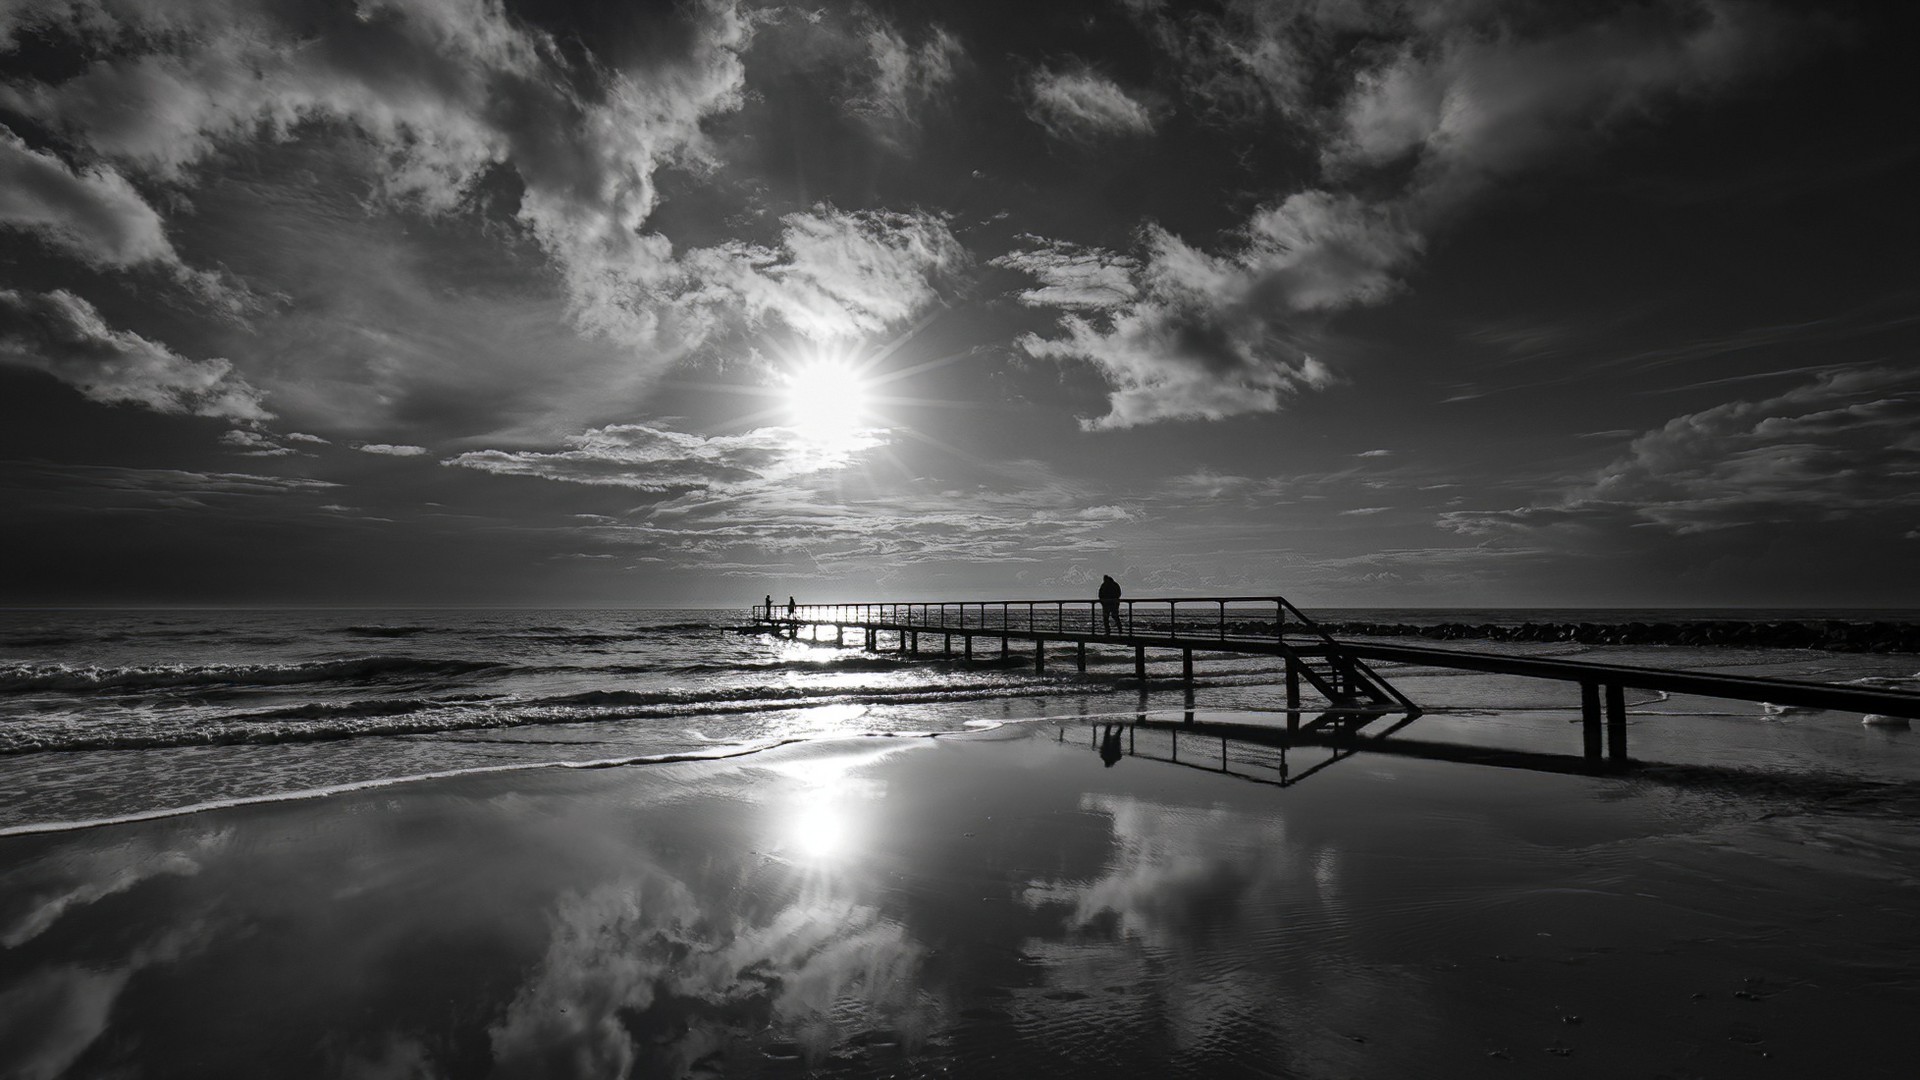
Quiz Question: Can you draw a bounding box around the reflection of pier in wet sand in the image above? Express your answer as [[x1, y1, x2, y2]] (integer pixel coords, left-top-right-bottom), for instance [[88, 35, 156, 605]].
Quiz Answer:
[[758, 593, 1920, 765], [1073, 710, 1918, 798]]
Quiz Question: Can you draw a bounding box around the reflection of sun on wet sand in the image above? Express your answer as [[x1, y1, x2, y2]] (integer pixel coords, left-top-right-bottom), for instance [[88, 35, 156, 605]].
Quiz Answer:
[[2, 725, 1916, 1077]]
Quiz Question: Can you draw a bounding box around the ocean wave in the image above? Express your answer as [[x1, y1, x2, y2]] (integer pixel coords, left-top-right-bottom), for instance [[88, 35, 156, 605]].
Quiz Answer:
[[0, 632, 120, 648], [0, 656, 502, 693], [485, 622, 718, 645], [669, 655, 916, 674], [343, 625, 434, 638], [485, 632, 639, 646]]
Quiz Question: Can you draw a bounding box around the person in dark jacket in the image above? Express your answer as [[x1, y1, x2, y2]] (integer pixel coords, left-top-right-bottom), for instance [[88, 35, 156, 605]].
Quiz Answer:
[[1098, 575, 1122, 633]]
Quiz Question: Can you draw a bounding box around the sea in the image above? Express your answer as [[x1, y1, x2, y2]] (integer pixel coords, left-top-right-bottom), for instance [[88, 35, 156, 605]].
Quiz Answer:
[[4, 606, 1919, 835]]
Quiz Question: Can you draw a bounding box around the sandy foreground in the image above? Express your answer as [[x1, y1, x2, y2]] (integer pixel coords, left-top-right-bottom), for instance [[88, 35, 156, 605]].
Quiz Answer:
[[2, 718, 1916, 1079]]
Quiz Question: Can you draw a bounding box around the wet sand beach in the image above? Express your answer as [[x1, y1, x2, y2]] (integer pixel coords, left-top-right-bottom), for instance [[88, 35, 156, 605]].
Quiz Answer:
[[4, 718, 1916, 1079]]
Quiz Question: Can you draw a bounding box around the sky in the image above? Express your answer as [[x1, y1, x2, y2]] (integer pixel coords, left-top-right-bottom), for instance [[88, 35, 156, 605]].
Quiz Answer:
[[1, 0, 1915, 609]]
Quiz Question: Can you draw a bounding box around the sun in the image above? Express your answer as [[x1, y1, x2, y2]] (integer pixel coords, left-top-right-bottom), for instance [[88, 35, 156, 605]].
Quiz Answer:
[[784, 356, 871, 443]]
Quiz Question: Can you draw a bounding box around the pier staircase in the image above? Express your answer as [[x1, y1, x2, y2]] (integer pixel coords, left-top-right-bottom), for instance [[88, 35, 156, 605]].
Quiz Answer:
[[1272, 600, 1419, 719]]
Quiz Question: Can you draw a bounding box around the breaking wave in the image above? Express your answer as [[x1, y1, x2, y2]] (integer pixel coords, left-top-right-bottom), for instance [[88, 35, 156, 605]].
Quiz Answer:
[[0, 656, 502, 693]]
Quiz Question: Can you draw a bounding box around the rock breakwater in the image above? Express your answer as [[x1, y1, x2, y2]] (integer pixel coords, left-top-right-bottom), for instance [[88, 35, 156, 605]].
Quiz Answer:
[[1307, 619, 1920, 653]]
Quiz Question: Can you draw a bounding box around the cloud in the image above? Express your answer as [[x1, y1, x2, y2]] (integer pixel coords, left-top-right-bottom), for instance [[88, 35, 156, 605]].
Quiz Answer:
[[991, 239, 1138, 311], [357, 443, 429, 457], [488, 459, 1130, 577], [0, 0, 546, 186], [1324, 1, 1804, 213], [2, 462, 338, 510], [1442, 366, 1920, 537], [445, 422, 886, 493], [846, 20, 964, 134], [687, 206, 969, 343], [1002, 192, 1415, 427], [0, 289, 269, 420], [220, 430, 295, 456], [1026, 67, 1155, 139], [0, 128, 179, 269]]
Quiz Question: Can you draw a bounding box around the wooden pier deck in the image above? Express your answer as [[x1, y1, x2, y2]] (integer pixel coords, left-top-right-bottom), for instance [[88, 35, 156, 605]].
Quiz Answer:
[[751, 595, 1920, 765]]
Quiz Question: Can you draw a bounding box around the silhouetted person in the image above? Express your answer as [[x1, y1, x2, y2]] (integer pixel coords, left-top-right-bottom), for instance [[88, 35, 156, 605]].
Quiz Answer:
[[1099, 724, 1124, 768], [764, 595, 773, 620], [787, 596, 797, 618], [1098, 575, 1122, 633]]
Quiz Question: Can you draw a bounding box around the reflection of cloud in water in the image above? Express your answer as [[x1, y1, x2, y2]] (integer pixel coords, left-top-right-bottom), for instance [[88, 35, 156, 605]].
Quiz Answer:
[[0, 965, 130, 1080], [1015, 793, 1431, 1068], [330, 1031, 437, 1080], [0, 921, 216, 1080], [1025, 794, 1317, 947], [0, 828, 230, 947], [489, 863, 933, 1078], [0, 828, 233, 1079]]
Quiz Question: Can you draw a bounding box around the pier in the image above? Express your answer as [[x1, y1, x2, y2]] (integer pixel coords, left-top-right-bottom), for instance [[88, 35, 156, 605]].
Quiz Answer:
[[752, 594, 1920, 765]]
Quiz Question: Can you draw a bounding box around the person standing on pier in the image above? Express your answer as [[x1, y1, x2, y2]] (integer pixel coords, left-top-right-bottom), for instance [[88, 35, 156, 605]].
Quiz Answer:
[[787, 596, 797, 619], [1098, 575, 1122, 633], [764, 595, 773, 620]]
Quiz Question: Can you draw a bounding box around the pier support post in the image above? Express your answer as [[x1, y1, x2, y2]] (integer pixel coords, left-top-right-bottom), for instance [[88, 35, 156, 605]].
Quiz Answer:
[[1001, 637, 1009, 660], [1035, 639, 1045, 673], [1134, 645, 1146, 682], [1182, 649, 1193, 686], [944, 633, 951, 657], [1581, 682, 1602, 761], [909, 632, 919, 657], [964, 635, 973, 665], [1285, 658, 1300, 712], [835, 626, 843, 646], [1077, 641, 1086, 672], [1606, 683, 1628, 764]]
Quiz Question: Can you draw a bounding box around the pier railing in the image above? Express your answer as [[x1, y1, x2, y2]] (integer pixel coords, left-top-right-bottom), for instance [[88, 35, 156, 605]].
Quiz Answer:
[[757, 595, 1308, 641], [753, 593, 1418, 715]]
